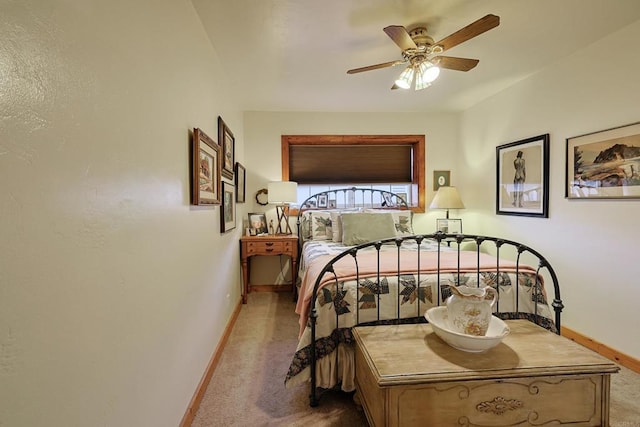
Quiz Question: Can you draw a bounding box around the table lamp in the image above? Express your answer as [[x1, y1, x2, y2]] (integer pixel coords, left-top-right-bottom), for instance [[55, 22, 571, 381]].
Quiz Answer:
[[429, 186, 465, 219], [268, 181, 298, 235]]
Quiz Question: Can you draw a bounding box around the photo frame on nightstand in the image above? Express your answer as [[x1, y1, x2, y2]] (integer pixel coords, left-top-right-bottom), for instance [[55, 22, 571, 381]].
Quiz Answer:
[[436, 218, 462, 234]]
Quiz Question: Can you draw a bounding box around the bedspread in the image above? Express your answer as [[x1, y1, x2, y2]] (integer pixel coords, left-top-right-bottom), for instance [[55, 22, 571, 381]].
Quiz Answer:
[[285, 240, 555, 391]]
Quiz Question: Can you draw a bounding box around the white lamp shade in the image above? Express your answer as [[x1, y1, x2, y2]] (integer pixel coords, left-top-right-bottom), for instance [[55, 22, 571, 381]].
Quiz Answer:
[[268, 181, 298, 204], [423, 64, 440, 83], [395, 66, 415, 89], [429, 186, 465, 210]]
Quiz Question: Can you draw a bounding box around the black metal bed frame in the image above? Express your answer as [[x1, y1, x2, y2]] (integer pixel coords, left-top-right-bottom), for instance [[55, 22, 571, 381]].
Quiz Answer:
[[293, 189, 564, 407]]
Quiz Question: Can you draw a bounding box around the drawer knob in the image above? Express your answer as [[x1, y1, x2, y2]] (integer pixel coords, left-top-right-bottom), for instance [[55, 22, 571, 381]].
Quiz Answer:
[[266, 242, 274, 246]]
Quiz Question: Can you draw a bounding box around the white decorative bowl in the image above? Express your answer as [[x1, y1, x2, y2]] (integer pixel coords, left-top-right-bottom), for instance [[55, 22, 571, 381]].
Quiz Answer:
[[425, 306, 510, 353]]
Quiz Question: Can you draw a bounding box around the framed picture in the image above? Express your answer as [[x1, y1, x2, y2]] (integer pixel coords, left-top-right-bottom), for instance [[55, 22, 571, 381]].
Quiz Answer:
[[218, 116, 235, 180], [566, 121, 640, 199], [192, 128, 221, 205], [496, 134, 550, 218], [247, 212, 268, 235], [433, 170, 451, 191], [317, 194, 328, 208], [328, 199, 336, 209], [235, 162, 246, 203], [436, 218, 462, 234], [220, 182, 236, 233]]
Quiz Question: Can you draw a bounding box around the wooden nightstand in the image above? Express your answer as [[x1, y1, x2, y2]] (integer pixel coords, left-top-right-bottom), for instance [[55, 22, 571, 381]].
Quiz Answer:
[[239, 235, 298, 304]]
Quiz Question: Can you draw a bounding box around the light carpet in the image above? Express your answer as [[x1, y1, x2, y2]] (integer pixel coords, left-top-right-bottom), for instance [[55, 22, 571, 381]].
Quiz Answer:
[[192, 292, 640, 427]]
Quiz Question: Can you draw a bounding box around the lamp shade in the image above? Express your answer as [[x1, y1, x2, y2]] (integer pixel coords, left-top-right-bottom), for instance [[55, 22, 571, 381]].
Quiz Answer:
[[395, 66, 415, 89], [429, 186, 465, 210], [268, 181, 298, 204]]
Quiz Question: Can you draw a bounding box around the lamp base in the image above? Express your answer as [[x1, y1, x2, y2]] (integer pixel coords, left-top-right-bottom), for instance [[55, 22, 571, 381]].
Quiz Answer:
[[275, 205, 293, 235]]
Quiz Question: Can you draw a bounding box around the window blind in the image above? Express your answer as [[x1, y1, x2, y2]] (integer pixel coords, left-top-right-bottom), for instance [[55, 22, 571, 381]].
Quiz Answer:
[[288, 145, 412, 184]]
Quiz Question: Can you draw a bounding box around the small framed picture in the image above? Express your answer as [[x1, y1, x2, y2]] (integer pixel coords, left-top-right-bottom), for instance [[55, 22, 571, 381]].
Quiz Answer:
[[317, 194, 328, 208], [433, 170, 450, 191], [191, 128, 221, 205], [235, 162, 246, 203], [496, 134, 549, 217], [220, 182, 236, 233], [247, 212, 268, 235], [218, 116, 235, 180], [436, 218, 462, 234], [328, 199, 337, 209]]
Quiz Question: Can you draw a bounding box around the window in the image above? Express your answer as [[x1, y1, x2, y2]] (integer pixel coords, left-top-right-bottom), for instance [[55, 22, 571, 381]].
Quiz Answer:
[[281, 135, 425, 212]]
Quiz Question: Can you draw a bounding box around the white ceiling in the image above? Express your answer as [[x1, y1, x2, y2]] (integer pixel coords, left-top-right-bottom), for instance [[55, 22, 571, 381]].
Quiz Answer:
[[192, 0, 640, 113]]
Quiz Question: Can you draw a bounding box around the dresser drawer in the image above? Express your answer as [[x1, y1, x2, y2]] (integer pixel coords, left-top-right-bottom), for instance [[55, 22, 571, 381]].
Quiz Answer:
[[387, 374, 608, 426], [245, 241, 284, 255]]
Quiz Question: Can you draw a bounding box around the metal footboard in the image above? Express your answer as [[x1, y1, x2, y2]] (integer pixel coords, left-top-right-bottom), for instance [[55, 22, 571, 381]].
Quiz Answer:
[[306, 233, 563, 406]]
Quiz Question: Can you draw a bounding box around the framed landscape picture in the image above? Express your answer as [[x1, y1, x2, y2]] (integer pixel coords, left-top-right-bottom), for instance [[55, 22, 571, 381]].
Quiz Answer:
[[218, 116, 235, 180], [192, 128, 221, 205], [220, 182, 236, 233], [496, 134, 549, 218], [566, 122, 640, 199]]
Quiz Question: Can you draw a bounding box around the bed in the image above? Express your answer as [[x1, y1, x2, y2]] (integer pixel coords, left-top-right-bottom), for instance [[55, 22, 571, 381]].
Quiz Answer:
[[284, 188, 564, 407]]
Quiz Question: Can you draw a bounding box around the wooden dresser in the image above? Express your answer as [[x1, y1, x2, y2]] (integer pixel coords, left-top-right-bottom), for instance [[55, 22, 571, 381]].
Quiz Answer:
[[353, 321, 619, 426], [239, 235, 298, 304]]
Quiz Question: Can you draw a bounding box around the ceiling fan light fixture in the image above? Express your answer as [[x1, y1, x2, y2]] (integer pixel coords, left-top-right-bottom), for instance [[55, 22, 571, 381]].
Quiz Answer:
[[414, 69, 431, 91], [395, 66, 415, 89], [420, 61, 441, 83]]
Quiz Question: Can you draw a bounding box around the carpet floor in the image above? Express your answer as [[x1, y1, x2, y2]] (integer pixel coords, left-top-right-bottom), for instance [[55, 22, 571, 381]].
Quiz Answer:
[[192, 292, 640, 427]]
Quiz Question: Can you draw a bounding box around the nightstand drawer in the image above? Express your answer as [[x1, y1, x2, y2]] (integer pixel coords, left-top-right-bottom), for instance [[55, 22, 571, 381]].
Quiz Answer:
[[246, 241, 284, 255]]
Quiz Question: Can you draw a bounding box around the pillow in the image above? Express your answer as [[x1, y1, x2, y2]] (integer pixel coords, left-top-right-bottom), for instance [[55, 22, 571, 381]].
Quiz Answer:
[[330, 211, 343, 242], [341, 213, 397, 246], [299, 211, 313, 240], [310, 211, 333, 241], [364, 209, 414, 236]]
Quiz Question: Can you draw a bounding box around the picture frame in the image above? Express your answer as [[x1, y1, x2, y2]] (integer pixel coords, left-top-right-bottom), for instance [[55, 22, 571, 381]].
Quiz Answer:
[[436, 218, 462, 234], [433, 170, 451, 191], [317, 194, 328, 208], [218, 116, 235, 180], [192, 128, 221, 205], [247, 212, 268, 235], [496, 134, 550, 218], [328, 199, 336, 209], [566, 121, 640, 199], [235, 162, 246, 203], [220, 181, 236, 233]]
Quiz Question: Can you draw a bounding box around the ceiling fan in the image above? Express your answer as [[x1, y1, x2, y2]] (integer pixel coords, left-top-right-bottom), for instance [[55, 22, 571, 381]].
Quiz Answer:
[[347, 14, 500, 90]]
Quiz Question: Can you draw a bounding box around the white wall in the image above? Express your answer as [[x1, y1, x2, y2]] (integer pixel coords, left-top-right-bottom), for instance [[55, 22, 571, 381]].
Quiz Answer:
[[459, 20, 640, 359], [0, 1, 243, 426], [242, 111, 461, 282], [243, 112, 460, 229]]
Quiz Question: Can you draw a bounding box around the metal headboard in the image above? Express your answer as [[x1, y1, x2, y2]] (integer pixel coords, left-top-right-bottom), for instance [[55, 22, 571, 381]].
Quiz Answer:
[[295, 187, 409, 247]]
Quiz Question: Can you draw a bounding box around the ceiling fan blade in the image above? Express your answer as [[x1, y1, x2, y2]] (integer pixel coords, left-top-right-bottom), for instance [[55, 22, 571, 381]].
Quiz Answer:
[[347, 60, 405, 74], [383, 25, 418, 51], [434, 56, 479, 72], [434, 14, 500, 52]]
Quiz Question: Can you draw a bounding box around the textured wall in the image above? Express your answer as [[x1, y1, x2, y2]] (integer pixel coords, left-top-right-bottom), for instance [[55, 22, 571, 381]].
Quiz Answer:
[[459, 20, 640, 359], [0, 1, 242, 425]]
